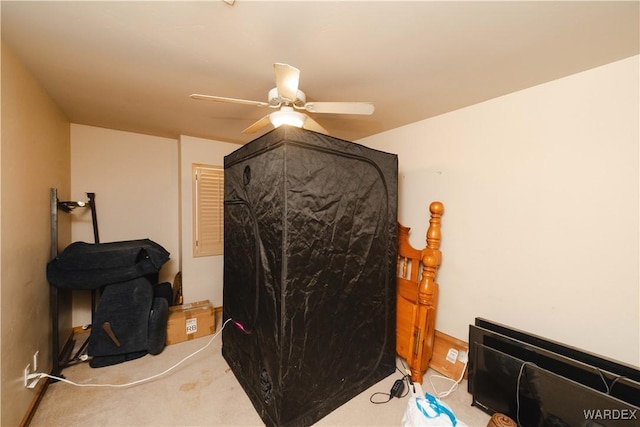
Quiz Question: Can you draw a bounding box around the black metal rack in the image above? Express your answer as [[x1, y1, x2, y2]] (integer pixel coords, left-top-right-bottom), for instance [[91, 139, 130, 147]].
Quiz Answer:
[[49, 188, 99, 380]]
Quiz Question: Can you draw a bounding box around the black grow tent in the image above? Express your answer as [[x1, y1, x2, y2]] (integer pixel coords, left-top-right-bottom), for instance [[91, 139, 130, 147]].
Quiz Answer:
[[222, 126, 398, 427]]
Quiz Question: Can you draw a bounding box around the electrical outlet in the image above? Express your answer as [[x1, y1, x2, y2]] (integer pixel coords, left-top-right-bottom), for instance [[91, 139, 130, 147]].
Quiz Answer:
[[446, 348, 459, 364], [33, 351, 39, 371], [24, 364, 31, 387], [458, 350, 468, 363], [27, 373, 43, 389]]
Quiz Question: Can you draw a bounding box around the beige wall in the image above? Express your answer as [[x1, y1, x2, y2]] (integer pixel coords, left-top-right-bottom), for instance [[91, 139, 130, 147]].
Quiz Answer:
[[68, 128, 241, 325], [70, 124, 180, 326], [1, 42, 71, 427], [179, 135, 239, 306], [359, 56, 640, 366]]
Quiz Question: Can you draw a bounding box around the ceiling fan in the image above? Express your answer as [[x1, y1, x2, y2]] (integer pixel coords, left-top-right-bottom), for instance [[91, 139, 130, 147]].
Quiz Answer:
[[190, 63, 375, 135]]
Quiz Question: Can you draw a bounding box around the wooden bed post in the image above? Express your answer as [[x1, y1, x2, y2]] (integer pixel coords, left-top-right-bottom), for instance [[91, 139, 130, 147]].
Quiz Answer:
[[426, 201, 444, 253], [412, 254, 438, 382], [413, 201, 444, 382], [395, 201, 445, 384]]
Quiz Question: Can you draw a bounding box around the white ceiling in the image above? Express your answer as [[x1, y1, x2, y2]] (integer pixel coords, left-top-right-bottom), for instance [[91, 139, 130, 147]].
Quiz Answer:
[[2, 1, 638, 145]]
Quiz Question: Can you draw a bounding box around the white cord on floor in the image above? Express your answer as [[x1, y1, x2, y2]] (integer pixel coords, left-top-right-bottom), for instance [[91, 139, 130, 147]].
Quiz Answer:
[[427, 360, 468, 399], [34, 318, 233, 388]]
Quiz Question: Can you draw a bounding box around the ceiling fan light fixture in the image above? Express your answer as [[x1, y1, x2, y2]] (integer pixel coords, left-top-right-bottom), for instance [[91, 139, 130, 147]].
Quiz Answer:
[[270, 106, 306, 129]]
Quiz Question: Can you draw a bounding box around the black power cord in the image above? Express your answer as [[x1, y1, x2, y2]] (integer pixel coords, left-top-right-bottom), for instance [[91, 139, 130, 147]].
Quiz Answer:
[[369, 367, 411, 404]]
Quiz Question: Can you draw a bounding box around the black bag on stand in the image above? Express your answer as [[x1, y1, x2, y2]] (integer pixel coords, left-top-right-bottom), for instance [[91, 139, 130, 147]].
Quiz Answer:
[[47, 239, 171, 367]]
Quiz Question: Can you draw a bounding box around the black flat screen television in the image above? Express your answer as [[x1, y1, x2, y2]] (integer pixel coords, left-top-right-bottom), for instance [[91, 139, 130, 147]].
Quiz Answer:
[[475, 318, 640, 384], [468, 319, 640, 427]]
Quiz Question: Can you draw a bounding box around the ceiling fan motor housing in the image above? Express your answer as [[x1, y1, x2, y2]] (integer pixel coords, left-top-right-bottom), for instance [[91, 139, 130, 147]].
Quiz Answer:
[[268, 87, 306, 108]]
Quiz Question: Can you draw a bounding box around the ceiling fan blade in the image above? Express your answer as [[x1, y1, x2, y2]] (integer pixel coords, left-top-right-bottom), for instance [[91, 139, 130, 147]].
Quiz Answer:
[[274, 63, 300, 102], [302, 116, 328, 134], [191, 93, 269, 108], [241, 114, 272, 134], [303, 102, 375, 115]]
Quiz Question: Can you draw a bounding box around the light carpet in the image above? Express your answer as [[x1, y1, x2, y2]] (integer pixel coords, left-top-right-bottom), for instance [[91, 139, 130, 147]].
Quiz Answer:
[[30, 317, 490, 426]]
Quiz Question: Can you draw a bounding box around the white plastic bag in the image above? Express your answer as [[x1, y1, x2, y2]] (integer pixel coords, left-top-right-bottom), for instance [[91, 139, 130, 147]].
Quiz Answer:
[[401, 384, 468, 427]]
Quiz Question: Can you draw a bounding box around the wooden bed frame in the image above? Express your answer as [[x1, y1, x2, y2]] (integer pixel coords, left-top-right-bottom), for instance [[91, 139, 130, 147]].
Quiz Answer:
[[396, 201, 444, 383]]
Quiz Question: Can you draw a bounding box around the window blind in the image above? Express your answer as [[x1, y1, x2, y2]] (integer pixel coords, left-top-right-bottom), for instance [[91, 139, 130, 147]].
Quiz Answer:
[[193, 164, 224, 256]]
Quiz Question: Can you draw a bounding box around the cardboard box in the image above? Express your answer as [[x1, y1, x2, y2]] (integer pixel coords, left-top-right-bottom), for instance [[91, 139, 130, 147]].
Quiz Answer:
[[166, 300, 216, 345]]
